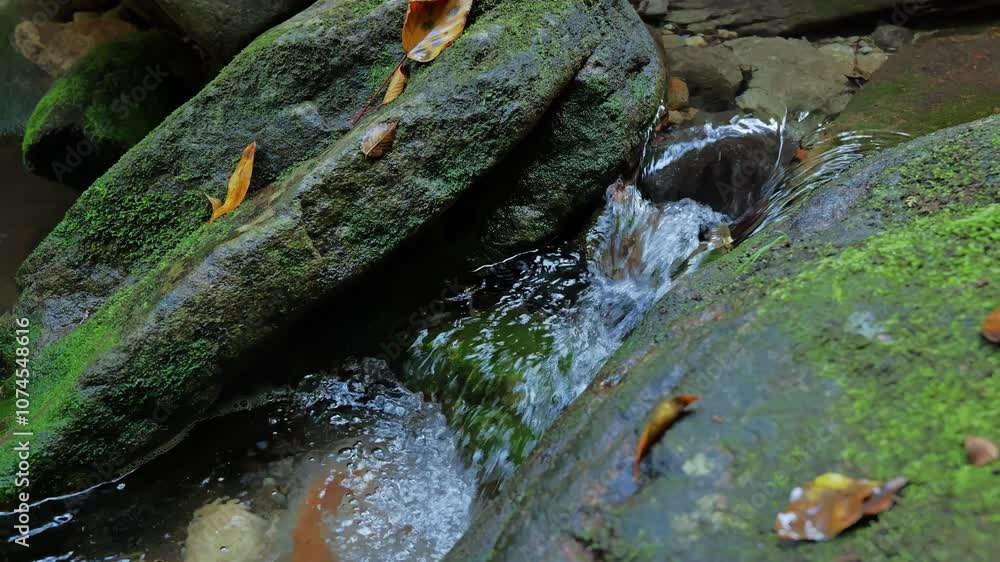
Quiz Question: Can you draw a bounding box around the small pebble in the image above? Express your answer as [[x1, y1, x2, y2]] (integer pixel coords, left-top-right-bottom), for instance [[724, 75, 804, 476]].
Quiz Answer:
[[685, 35, 708, 48]]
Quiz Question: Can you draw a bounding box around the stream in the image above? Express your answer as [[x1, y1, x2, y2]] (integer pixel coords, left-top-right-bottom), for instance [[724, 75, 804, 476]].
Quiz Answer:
[[0, 115, 905, 562]]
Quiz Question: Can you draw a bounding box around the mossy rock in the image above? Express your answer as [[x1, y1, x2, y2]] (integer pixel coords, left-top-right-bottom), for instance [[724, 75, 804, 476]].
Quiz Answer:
[[22, 31, 203, 189], [408, 309, 557, 468], [446, 117, 1000, 561], [0, 0, 663, 503], [828, 26, 1000, 145]]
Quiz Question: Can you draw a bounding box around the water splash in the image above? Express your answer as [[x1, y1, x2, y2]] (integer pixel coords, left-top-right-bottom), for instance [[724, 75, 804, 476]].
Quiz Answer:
[[407, 116, 902, 484], [408, 186, 728, 481]]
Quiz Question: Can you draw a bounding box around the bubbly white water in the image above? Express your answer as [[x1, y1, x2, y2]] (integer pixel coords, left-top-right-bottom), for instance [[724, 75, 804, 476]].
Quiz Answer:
[[275, 379, 478, 562], [409, 186, 728, 480]]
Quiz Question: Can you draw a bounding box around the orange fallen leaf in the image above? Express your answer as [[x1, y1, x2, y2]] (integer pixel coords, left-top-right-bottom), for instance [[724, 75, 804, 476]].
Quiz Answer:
[[794, 146, 810, 162], [634, 394, 699, 481], [361, 120, 399, 159], [402, 0, 473, 63], [383, 65, 410, 105], [207, 142, 256, 223], [293, 471, 349, 562], [965, 435, 999, 466], [775, 473, 906, 542], [981, 306, 1000, 344]]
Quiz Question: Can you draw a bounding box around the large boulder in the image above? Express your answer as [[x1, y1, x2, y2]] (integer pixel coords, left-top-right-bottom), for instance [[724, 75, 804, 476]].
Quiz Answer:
[[664, 0, 996, 36], [154, 0, 315, 63], [22, 31, 203, 188], [0, 0, 663, 502], [446, 116, 1000, 561], [14, 12, 137, 77], [828, 25, 1000, 143]]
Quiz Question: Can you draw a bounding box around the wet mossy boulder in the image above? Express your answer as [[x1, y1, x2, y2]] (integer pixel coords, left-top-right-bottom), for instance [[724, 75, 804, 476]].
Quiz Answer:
[[828, 26, 1000, 145], [409, 309, 556, 473], [22, 31, 202, 189], [447, 117, 1000, 561], [0, 0, 663, 502]]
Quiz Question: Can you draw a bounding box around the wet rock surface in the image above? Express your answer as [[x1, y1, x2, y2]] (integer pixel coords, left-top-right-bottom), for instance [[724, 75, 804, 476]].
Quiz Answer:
[[447, 115, 1000, 562]]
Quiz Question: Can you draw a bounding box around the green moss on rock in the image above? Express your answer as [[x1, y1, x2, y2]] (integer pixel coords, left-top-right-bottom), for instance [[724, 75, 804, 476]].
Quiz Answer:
[[22, 31, 202, 189]]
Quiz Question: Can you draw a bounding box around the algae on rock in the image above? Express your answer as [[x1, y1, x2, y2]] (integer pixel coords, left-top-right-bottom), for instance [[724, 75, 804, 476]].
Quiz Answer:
[[22, 31, 203, 189]]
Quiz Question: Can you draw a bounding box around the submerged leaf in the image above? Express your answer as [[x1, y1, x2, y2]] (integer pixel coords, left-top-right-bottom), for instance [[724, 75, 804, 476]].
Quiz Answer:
[[361, 120, 399, 159], [775, 473, 906, 542], [293, 472, 348, 562], [402, 0, 473, 63], [965, 435, 999, 466], [633, 394, 699, 481], [981, 306, 1000, 344], [383, 65, 410, 105], [207, 142, 257, 223]]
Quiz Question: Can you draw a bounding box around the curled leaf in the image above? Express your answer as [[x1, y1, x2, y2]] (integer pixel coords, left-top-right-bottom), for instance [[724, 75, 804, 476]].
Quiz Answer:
[[361, 120, 399, 159], [965, 435, 999, 466], [207, 141, 257, 223], [402, 0, 473, 63], [383, 65, 410, 105], [775, 473, 906, 542], [634, 394, 699, 481], [981, 306, 1000, 344]]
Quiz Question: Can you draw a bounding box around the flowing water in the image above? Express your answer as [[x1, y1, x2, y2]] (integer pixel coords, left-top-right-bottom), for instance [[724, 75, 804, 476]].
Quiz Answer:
[[0, 115, 905, 561]]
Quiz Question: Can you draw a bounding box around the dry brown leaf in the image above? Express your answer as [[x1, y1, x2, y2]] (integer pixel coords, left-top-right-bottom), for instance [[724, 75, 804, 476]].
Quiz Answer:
[[383, 65, 410, 105], [981, 306, 1000, 344], [361, 120, 399, 159], [402, 0, 473, 63], [207, 141, 257, 223], [775, 473, 906, 542], [965, 435, 999, 466], [633, 394, 699, 481]]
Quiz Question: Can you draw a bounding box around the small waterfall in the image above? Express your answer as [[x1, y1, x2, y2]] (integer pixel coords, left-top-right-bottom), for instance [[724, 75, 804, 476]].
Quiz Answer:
[[407, 116, 904, 484], [408, 184, 728, 481]]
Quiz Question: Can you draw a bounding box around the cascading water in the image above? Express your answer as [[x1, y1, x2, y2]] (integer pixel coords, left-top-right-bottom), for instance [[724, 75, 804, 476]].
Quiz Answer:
[[405, 114, 907, 485], [407, 167, 730, 483], [0, 115, 904, 562]]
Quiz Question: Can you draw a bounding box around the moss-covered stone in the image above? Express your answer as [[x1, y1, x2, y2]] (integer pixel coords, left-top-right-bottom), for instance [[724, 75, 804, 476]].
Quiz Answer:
[[0, 0, 663, 504], [828, 28, 1000, 145], [446, 117, 999, 561], [408, 311, 556, 467], [21, 31, 202, 188]]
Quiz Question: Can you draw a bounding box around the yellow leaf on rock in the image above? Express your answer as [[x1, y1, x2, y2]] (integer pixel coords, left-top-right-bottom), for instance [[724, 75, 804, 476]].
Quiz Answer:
[[207, 141, 257, 223], [383, 65, 410, 105], [775, 473, 906, 542], [633, 394, 699, 481], [361, 120, 399, 159], [402, 0, 473, 63]]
